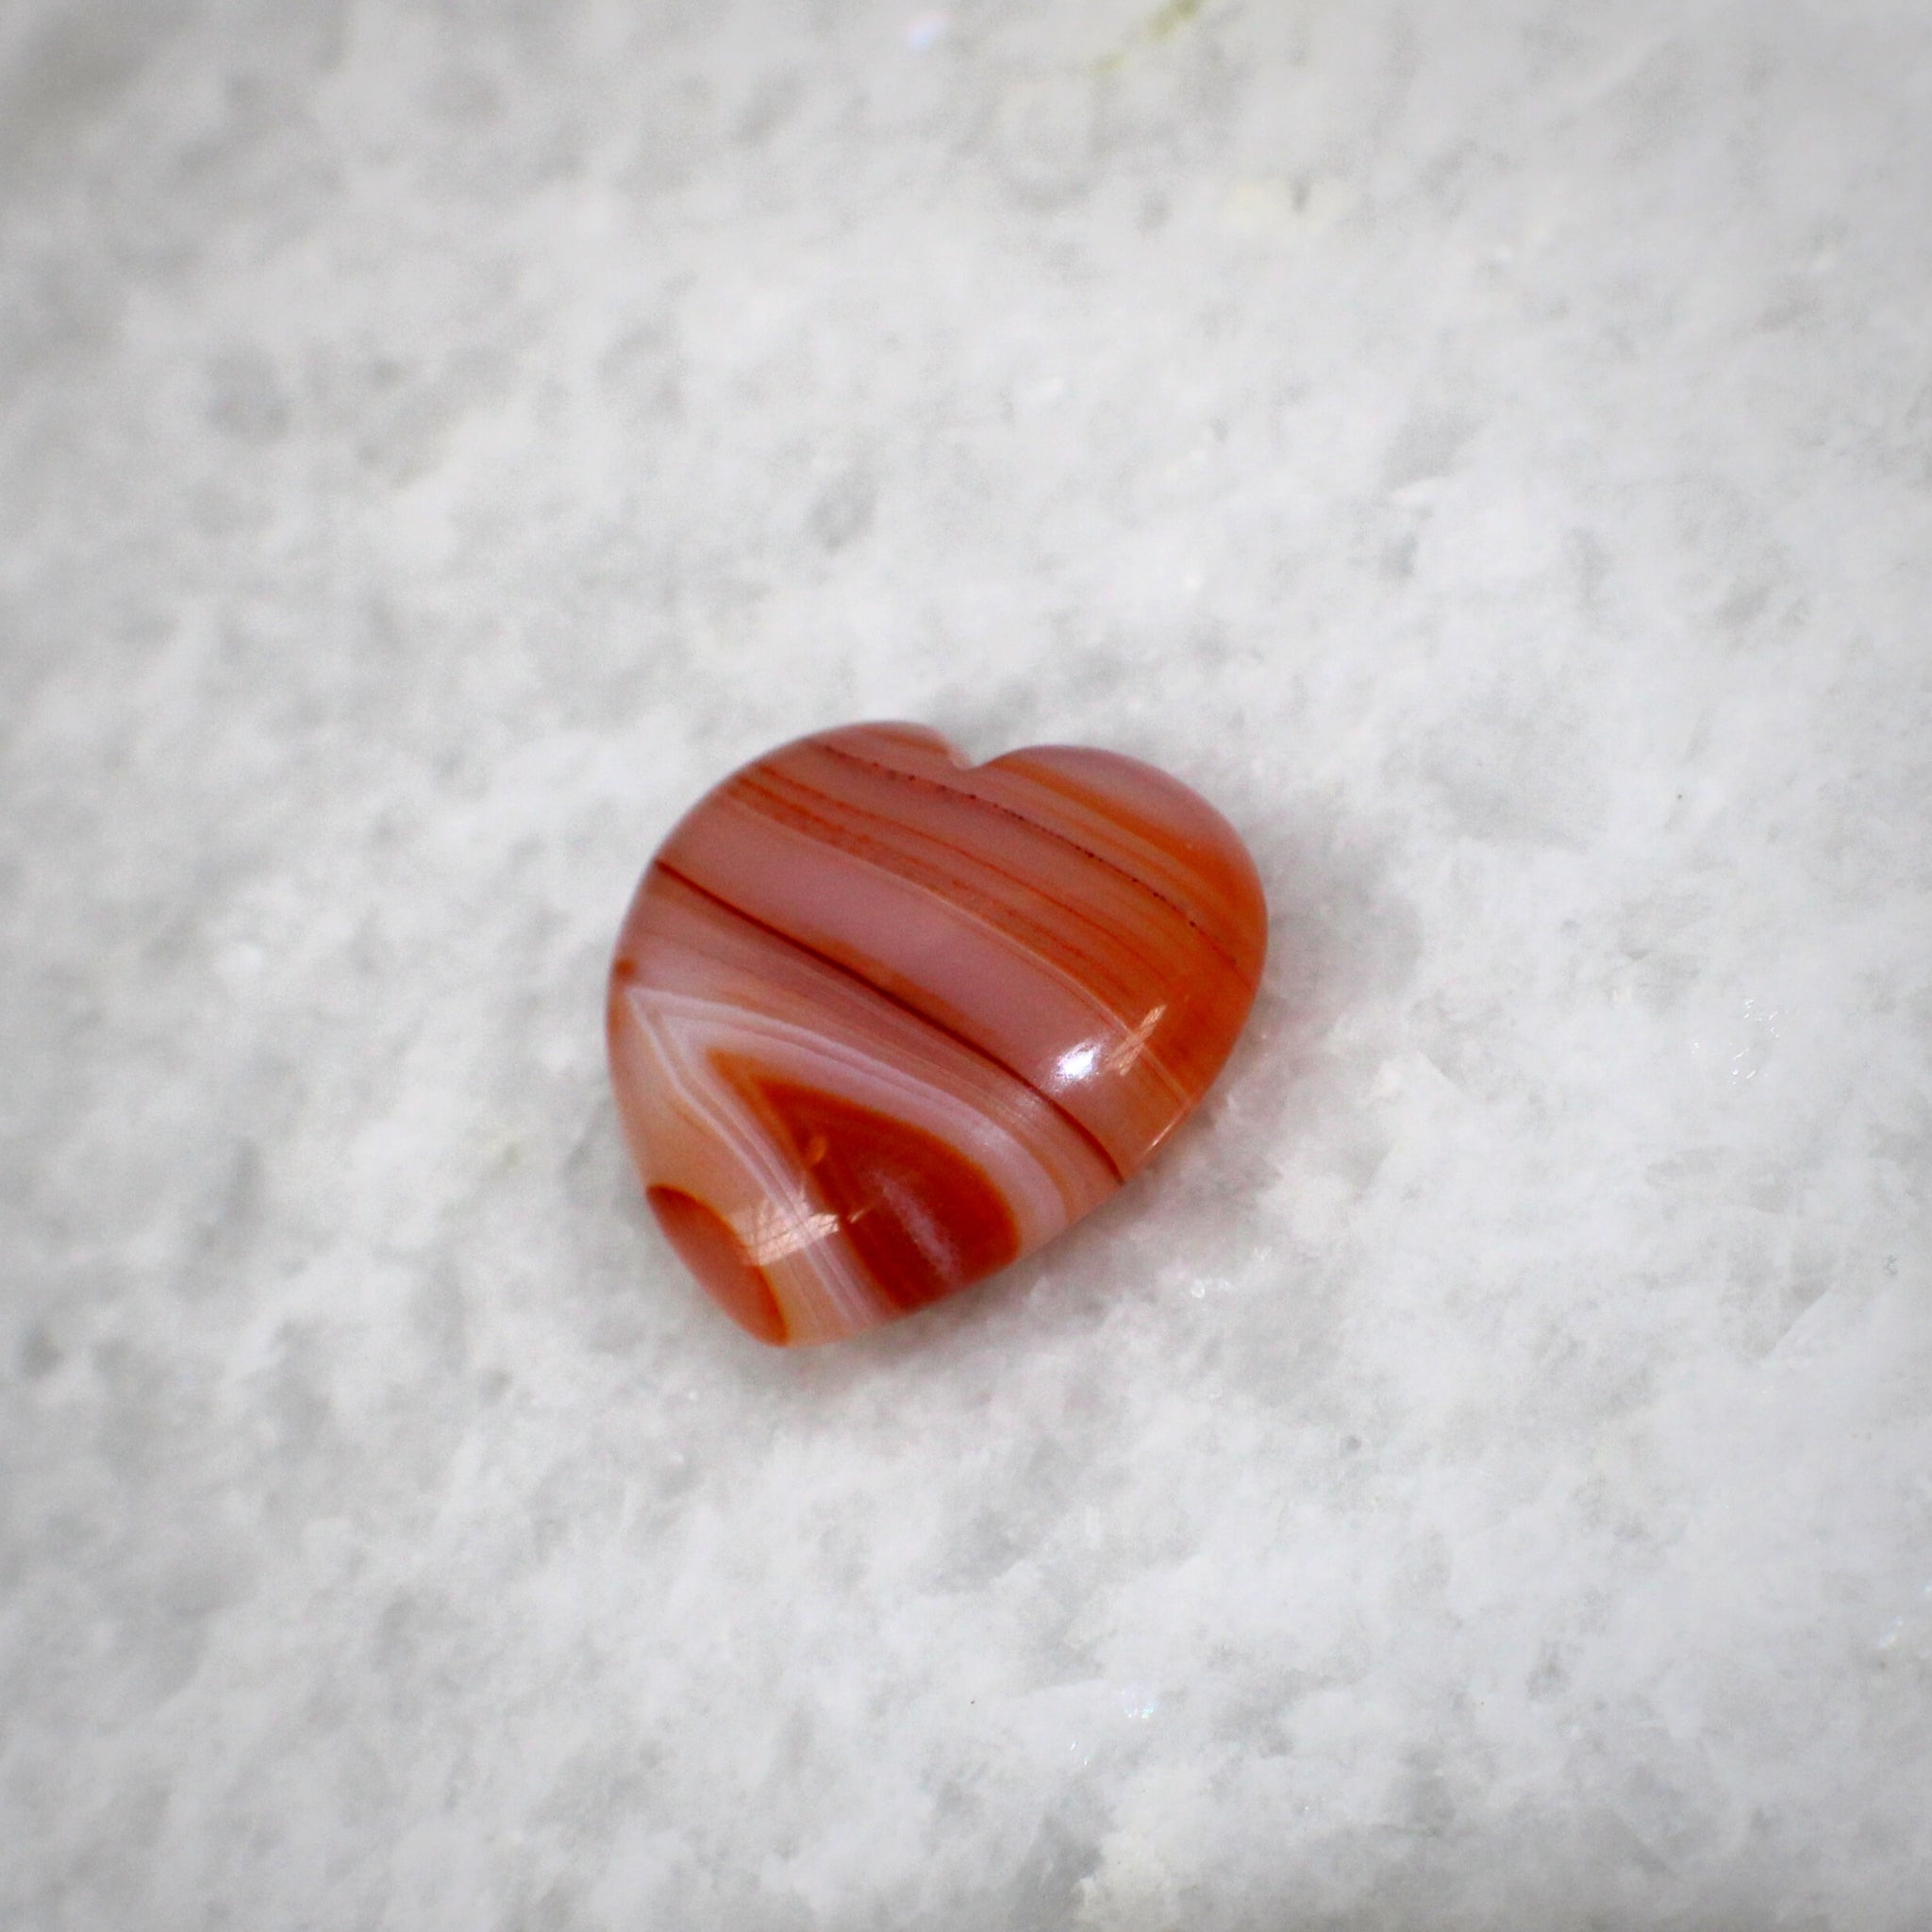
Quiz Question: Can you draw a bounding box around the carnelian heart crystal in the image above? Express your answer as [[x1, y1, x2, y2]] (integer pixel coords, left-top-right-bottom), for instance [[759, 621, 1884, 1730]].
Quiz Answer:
[[607, 723, 1267, 1344]]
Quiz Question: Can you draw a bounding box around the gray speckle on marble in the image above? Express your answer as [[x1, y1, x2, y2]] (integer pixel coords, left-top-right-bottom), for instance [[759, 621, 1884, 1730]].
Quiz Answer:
[[5, 1, 1932, 1927]]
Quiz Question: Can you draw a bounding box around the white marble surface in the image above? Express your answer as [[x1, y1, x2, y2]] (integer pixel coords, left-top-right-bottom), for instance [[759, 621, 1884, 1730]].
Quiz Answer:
[[6, 1, 1932, 1925]]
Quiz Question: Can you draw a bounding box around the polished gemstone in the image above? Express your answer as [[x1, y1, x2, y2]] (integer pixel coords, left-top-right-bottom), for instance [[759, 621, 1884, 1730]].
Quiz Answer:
[[607, 723, 1268, 1344]]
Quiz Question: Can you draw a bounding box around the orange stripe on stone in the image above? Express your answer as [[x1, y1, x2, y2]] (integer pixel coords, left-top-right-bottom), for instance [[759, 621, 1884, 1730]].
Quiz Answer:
[[747, 1077, 1020, 1313], [646, 1186, 790, 1345]]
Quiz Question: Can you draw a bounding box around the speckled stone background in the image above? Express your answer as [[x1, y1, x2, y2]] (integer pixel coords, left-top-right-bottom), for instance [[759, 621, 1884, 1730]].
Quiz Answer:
[[5, 2, 1931, 1926]]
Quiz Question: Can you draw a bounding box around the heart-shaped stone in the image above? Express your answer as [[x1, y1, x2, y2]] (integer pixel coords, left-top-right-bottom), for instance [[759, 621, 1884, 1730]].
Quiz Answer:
[[608, 723, 1267, 1344]]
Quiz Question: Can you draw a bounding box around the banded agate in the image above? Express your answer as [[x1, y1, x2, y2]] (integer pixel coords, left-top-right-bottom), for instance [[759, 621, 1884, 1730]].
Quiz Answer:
[[607, 723, 1267, 1345]]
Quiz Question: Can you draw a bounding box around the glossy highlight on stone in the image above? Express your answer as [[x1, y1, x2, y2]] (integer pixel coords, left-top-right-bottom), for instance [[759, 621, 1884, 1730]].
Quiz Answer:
[[607, 723, 1268, 1345]]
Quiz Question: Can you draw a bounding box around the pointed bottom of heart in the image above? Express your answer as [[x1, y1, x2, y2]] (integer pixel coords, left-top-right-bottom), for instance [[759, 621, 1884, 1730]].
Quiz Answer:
[[646, 1077, 1024, 1345]]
